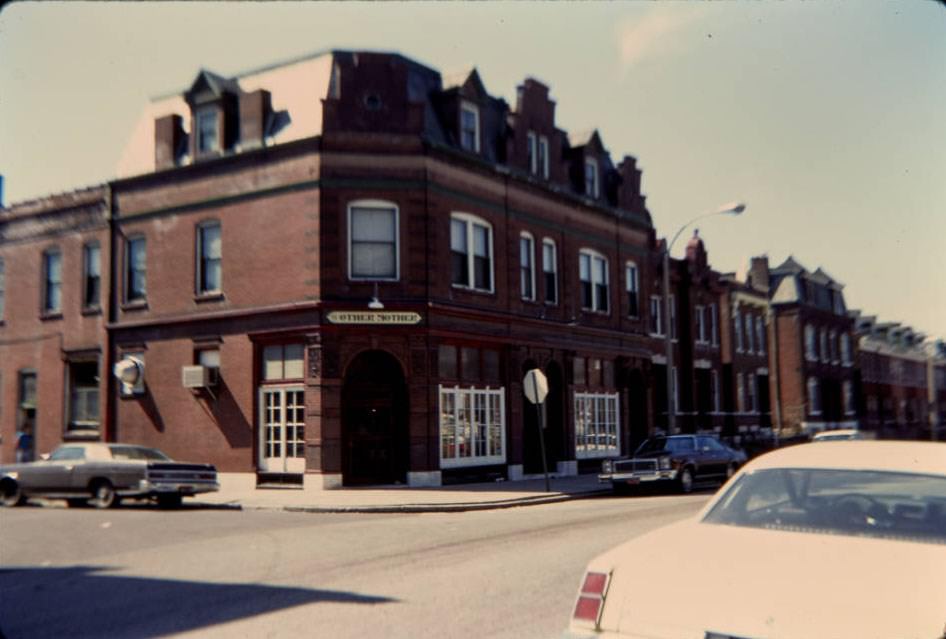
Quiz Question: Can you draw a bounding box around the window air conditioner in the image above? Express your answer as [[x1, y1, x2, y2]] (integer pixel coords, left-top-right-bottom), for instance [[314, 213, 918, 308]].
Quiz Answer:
[[182, 365, 218, 389]]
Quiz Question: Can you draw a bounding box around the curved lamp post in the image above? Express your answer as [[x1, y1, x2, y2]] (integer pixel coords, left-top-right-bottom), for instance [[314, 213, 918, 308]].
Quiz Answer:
[[663, 202, 746, 433]]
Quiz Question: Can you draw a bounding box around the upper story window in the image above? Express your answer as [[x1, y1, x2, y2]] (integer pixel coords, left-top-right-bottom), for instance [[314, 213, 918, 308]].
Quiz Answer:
[[808, 376, 821, 415], [527, 132, 537, 174], [195, 222, 223, 294], [710, 303, 718, 346], [625, 262, 639, 318], [42, 248, 62, 315], [519, 232, 535, 301], [649, 295, 663, 336], [542, 239, 557, 305], [830, 330, 839, 364], [451, 213, 493, 293], [196, 107, 219, 154], [841, 333, 852, 366], [805, 324, 817, 362], [82, 243, 101, 310], [734, 310, 744, 352], [349, 201, 398, 281], [538, 136, 549, 179], [125, 236, 147, 304], [579, 249, 609, 313], [0, 258, 5, 321], [756, 316, 766, 356], [584, 159, 599, 198], [460, 102, 480, 153], [819, 328, 828, 363], [695, 305, 706, 344]]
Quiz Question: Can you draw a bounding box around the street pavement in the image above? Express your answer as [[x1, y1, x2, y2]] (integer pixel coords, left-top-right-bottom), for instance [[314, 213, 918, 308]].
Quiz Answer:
[[196, 472, 612, 513]]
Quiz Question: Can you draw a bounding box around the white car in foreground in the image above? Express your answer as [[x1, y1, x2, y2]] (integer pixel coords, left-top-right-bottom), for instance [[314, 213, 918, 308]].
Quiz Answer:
[[566, 441, 946, 639]]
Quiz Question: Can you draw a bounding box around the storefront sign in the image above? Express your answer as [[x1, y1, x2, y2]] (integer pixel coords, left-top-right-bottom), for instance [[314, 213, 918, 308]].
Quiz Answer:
[[326, 311, 423, 325]]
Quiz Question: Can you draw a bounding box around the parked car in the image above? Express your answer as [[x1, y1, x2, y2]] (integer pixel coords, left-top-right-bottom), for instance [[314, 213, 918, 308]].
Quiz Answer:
[[0, 443, 219, 509], [567, 441, 946, 639], [599, 434, 747, 494], [812, 428, 864, 442]]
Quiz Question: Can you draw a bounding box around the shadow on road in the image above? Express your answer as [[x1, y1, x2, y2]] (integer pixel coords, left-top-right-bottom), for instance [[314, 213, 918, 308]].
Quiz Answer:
[[0, 565, 396, 638]]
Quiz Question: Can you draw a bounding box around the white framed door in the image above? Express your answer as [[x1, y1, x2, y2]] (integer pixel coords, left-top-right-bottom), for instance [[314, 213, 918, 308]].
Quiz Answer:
[[258, 385, 306, 474]]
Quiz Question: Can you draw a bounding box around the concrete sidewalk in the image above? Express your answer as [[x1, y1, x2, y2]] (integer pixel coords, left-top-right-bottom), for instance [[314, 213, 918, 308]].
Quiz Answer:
[[195, 473, 611, 513]]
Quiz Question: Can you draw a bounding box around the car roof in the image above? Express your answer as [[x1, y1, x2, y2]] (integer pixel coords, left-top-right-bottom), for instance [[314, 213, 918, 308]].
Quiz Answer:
[[740, 441, 946, 476]]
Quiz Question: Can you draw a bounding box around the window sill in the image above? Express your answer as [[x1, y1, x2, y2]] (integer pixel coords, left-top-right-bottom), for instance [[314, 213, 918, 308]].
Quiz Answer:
[[195, 292, 225, 304], [40, 312, 63, 321], [122, 300, 148, 312], [451, 284, 495, 296], [81, 306, 102, 317]]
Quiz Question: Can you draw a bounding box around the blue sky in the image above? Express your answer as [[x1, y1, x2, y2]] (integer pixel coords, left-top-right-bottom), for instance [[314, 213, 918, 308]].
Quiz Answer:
[[1, 2, 944, 337]]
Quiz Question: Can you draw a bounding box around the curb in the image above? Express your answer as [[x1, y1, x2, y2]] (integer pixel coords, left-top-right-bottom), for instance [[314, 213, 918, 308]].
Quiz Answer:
[[222, 488, 611, 514]]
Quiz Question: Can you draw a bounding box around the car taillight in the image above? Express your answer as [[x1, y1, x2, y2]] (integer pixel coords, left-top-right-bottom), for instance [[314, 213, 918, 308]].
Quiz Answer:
[[572, 571, 610, 628]]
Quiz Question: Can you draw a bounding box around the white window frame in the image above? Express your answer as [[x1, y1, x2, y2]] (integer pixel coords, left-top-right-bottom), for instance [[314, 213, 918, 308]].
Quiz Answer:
[[527, 131, 537, 174], [734, 310, 744, 353], [805, 324, 817, 362], [196, 220, 223, 295], [125, 235, 147, 304], [574, 391, 620, 459], [579, 249, 609, 313], [538, 136, 549, 179], [756, 316, 766, 356], [519, 232, 535, 301], [450, 212, 494, 293], [542, 238, 558, 305], [439, 385, 506, 468], [649, 295, 663, 336], [195, 107, 220, 154], [584, 158, 599, 198], [808, 376, 822, 415], [460, 101, 481, 153], [625, 261, 639, 318], [42, 248, 62, 314], [348, 200, 400, 282]]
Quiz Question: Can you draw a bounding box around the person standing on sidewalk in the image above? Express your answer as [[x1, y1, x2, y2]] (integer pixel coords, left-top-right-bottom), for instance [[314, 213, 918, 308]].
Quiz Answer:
[[15, 419, 35, 463]]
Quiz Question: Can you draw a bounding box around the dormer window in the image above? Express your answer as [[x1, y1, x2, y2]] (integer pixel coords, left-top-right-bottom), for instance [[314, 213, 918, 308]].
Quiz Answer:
[[196, 107, 220, 154], [460, 102, 480, 153], [527, 131, 537, 174], [538, 136, 549, 179], [584, 158, 599, 198]]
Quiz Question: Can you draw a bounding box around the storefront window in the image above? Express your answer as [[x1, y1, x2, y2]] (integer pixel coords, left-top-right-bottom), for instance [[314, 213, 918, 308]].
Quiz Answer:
[[439, 385, 505, 468], [574, 392, 620, 458]]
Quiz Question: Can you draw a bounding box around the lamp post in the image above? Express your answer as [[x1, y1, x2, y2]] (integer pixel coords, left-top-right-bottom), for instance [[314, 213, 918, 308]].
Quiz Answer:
[[662, 202, 745, 434]]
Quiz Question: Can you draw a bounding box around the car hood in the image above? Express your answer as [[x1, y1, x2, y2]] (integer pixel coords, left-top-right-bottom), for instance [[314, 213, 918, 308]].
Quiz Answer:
[[586, 519, 946, 639]]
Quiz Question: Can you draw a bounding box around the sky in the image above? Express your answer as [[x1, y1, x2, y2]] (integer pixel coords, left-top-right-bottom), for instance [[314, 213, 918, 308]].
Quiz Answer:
[[1, 1, 944, 338]]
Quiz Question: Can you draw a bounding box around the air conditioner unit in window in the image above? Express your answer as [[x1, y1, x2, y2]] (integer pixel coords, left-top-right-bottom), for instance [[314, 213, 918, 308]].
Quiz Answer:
[[182, 365, 218, 389]]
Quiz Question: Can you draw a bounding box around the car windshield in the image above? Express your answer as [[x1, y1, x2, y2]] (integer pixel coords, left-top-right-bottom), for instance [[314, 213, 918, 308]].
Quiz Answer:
[[636, 437, 694, 454], [703, 468, 946, 544], [109, 446, 172, 461]]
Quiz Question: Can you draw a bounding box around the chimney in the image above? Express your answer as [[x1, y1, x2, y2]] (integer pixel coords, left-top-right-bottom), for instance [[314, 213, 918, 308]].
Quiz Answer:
[[748, 256, 770, 293], [616, 156, 644, 211], [154, 114, 185, 170], [239, 89, 272, 150]]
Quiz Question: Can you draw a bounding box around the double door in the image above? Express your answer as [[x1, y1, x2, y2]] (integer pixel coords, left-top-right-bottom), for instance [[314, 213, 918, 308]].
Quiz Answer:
[[259, 386, 305, 474]]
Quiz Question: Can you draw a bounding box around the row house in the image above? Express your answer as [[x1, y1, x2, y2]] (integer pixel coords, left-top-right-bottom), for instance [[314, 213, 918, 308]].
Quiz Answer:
[[2, 50, 675, 486], [852, 313, 944, 440]]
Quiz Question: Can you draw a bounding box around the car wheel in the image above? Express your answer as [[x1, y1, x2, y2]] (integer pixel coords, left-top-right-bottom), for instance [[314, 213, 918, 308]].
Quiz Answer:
[[0, 480, 24, 507], [66, 498, 89, 508], [678, 468, 694, 494], [90, 480, 119, 509], [157, 494, 182, 509]]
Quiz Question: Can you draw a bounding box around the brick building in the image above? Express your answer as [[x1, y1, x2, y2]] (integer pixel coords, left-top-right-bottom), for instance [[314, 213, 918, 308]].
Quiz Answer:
[[3, 50, 674, 486]]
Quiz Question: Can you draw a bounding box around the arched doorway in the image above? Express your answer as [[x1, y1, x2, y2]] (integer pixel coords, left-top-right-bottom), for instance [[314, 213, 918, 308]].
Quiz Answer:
[[341, 350, 409, 486]]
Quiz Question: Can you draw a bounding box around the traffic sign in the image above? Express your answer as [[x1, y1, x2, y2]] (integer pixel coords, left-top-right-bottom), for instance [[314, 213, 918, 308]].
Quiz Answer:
[[523, 368, 549, 404]]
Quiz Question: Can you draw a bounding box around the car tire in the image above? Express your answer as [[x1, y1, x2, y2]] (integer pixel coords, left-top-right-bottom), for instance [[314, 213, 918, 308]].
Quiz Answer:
[[678, 467, 694, 494], [157, 494, 182, 509], [0, 480, 24, 507], [90, 480, 119, 509]]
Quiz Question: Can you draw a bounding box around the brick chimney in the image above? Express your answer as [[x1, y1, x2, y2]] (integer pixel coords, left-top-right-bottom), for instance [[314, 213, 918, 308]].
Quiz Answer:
[[154, 114, 185, 170], [616, 156, 644, 211], [239, 89, 272, 150], [748, 256, 770, 293]]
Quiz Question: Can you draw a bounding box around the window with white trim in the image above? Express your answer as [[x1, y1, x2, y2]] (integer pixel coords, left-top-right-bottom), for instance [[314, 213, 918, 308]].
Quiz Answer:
[[349, 201, 398, 281], [625, 262, 639, 317], [579, 249, 609, 313], [574, 392, 619, 458], [460, 102, 480, 153], [527, 131, 537, 174], [520, 233, 535, 300], [542, 239, 557, 305], [125, 236, 147, 303], [756, 316, 766, 356], [649, 295, 663, 336], [584, 158, 599, 198], [808, 376, 821, 415], [805, 324, 817, 362], [450, 213, 493, 292], [42, 249, 62, 314], [538, 136, 549, 179], [262, 344, 305, 381], [196, 107, 219, 154], [196, 221, 222, 294], [439, 385, 505, 467], [843, 380, 855, 415], [734, 310, 743, 353], [841, 333, 852, 366]]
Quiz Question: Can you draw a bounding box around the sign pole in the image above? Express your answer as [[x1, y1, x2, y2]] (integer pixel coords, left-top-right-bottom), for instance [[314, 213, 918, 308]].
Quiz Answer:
[[531, 374, 551, 493]]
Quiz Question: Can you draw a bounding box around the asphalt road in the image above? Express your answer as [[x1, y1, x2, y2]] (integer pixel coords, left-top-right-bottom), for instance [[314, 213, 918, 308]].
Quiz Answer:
[[0, 493, 709, 639]]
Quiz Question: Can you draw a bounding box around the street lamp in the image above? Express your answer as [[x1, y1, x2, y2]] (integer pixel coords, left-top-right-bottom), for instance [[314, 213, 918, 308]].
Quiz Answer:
[[662, 202, 745, 434]]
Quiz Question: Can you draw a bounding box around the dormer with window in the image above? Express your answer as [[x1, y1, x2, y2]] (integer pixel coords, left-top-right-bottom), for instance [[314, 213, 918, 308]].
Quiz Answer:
[[566, 130, 615, 204], [510, 78, 560, 181], [183, 70, 240, 161], [436, 68, 507, 162]]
